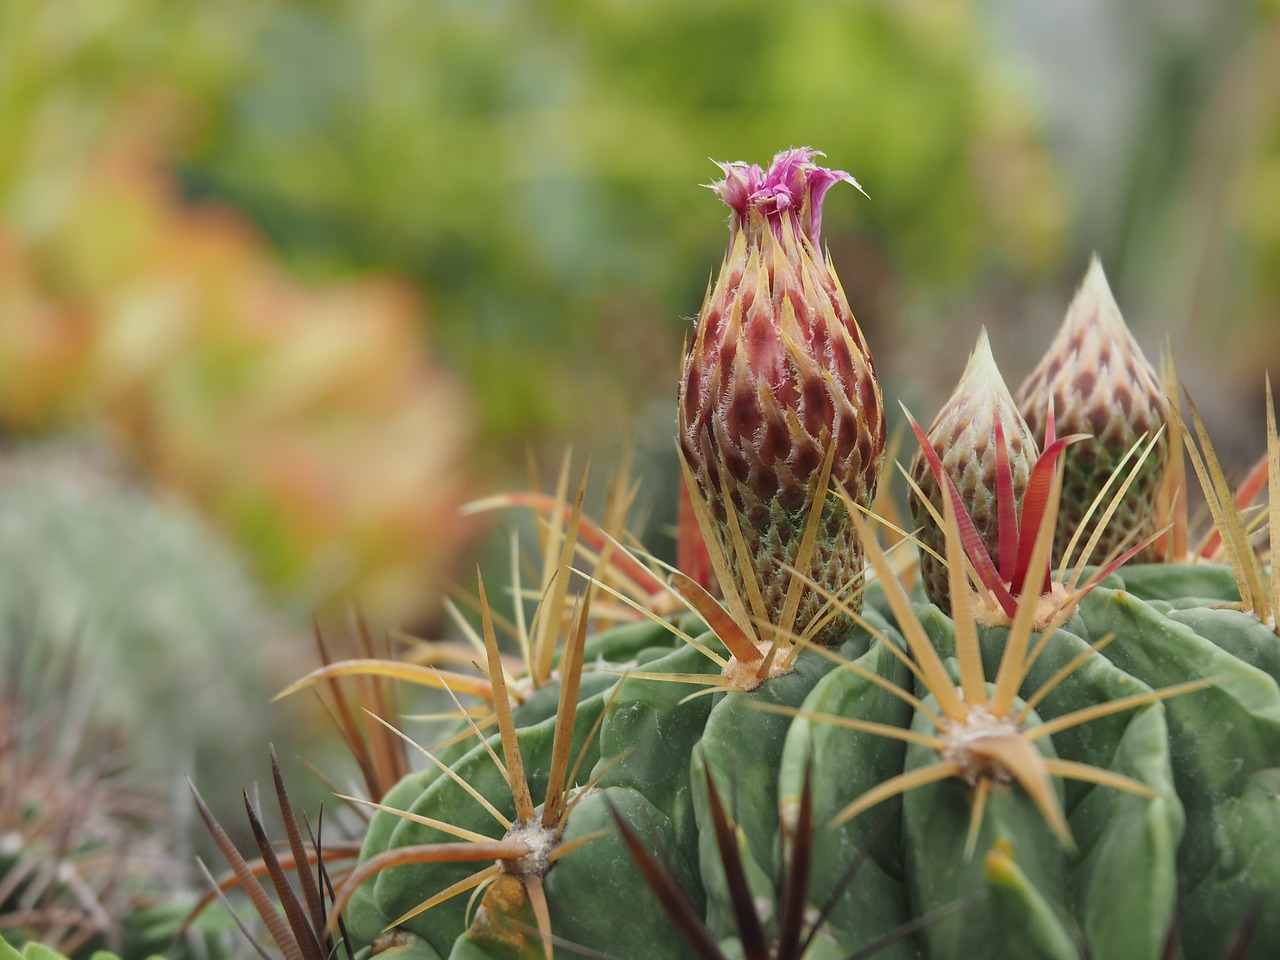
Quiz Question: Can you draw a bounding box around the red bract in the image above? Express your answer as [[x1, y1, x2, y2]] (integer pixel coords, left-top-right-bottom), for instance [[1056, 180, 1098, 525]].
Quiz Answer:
[[909, 402, 1082, 619], [906, 330, 1166, 627]]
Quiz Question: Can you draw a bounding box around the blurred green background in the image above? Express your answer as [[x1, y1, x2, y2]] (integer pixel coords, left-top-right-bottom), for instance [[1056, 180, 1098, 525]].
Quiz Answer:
[[1, 0, 1279, 870]]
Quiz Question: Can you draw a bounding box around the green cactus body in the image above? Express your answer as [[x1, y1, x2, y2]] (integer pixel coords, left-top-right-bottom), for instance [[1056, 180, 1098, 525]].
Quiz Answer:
[[358, 650, 670, 957], [541, 787, 699, 959], [776, 636, 917, 959], [1111, 563, 1243, 606], [276, 159, 1280, 960], [347, 562, 1280, 959], [922, 608, 1183, 960], [778, 600, 1185, 960], [692, 630, 873, 941], [451, 788, 701, 960], [901, 698, 1075, 960], [1076, 584, 1280, 958], [592, 641, 725, 874]]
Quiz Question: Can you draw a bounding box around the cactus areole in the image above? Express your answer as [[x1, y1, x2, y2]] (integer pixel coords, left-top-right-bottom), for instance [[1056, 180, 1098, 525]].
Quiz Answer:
[[678, 148, 886, 644]]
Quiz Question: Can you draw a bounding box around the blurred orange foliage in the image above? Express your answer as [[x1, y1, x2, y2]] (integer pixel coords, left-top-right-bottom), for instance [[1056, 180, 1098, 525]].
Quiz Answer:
[[0, 131, 475, 624]]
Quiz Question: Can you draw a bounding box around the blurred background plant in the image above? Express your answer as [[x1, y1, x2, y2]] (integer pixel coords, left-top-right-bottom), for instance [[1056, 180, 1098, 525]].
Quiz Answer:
[[5, 0, 1279, 616], [0, 0, 476, 630], [0, 443, 299, 793], [2, 0, 1279, 953], [0, 613, 235, 960]]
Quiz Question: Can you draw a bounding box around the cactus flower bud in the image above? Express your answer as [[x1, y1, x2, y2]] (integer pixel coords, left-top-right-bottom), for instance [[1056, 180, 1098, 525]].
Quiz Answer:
[[909, 330, 1038, 613], [678, 148, 884, 643], [1016, 257, 1170, 562]]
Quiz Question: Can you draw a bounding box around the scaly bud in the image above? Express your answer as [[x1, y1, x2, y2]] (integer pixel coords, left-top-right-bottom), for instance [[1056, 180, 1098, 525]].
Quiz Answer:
[[678, 148, 884, 644], [909, 330, 1039, 613], [1016, 257, 1170, 563]]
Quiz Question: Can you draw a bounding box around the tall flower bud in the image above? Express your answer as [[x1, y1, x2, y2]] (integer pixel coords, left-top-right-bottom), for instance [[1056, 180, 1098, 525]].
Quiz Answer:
[[1016, 257, 1170, 562], [909, 330, 1039, 613], [678, 148, 884, 643]]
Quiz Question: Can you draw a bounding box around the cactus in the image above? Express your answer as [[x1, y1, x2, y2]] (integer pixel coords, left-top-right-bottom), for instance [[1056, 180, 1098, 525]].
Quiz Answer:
[[0, 441, 294, 799], [213, 152, 1280, 960], [0, 611, 238, 960], [1, 628, 160, 958]]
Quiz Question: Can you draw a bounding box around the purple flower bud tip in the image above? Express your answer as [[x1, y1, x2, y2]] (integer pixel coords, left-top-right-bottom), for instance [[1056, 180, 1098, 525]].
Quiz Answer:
[[710, 147, 866, 249]]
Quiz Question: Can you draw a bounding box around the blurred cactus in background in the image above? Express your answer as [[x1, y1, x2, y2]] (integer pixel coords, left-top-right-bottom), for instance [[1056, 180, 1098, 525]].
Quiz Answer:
[[0, 603, 237, 960], [0, 443, 298, 802], [1, 623, 168, 957]]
